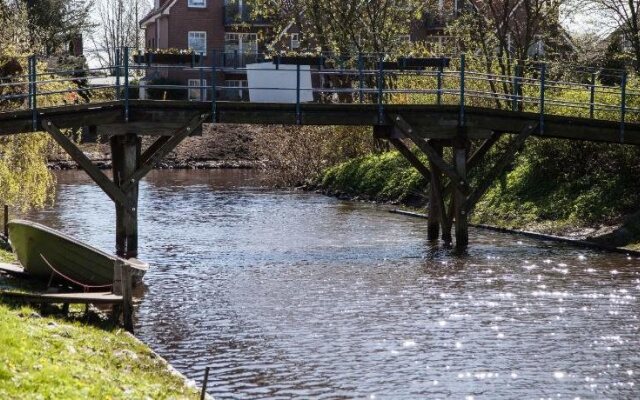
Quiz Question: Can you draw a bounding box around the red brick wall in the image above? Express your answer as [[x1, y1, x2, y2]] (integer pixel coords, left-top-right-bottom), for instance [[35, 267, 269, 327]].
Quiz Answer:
[[166, 0, 225, 54]]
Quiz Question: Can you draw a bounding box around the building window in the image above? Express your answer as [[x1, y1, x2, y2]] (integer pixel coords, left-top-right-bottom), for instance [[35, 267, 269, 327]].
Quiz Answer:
[[290, 33, 300, 50], [224, 80, 248, 100], [224, 32, 258, 54], [188, 0, 206, 8], [188, 79, 207, 101], [188, 31, 207, 55]]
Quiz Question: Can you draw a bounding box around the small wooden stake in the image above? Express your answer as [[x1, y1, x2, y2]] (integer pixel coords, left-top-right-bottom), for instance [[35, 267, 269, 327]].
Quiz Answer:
[[201, 366, 210, 400], [114, 260, 133, 333], [121, 262, 133, 333]]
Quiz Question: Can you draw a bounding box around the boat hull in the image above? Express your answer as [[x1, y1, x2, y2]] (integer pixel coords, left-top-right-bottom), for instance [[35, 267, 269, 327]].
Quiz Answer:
[[8, 220, 148, 287]]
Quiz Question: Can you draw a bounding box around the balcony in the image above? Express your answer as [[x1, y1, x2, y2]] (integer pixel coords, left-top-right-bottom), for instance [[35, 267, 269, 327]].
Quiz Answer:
[[423, 11, 455, 30], [223, 2, 267, 25]]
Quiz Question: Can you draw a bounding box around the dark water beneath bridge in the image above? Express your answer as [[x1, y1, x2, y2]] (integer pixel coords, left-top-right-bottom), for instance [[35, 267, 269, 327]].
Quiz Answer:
[[24, 170, 640, 399]]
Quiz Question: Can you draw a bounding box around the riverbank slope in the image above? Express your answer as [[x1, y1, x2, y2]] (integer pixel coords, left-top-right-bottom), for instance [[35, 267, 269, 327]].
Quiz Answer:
[[318, 143, 640, 251], [0, 248, 201, 399]]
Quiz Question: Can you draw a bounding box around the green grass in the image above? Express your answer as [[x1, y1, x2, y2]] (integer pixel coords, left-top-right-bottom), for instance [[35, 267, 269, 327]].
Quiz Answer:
[[321, 150, 427, 205], [0, 248, 14, 263], [0, 249, 200, 399], [0, 304, 200, 399]]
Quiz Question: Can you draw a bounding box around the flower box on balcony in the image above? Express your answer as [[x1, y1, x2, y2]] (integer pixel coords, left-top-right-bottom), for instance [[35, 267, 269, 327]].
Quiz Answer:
[[133, 53, 201, 65], [397, 57, 450, 69], [277, 56, 325, 66]]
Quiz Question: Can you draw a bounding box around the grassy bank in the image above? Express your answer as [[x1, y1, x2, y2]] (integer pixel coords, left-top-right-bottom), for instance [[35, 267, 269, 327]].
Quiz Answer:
[[320, 139, 640, 250], [0, 249, 200, 399]]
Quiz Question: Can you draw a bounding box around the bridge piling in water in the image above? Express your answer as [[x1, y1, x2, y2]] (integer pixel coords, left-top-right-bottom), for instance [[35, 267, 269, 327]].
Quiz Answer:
[[111, 134, 141, 259]]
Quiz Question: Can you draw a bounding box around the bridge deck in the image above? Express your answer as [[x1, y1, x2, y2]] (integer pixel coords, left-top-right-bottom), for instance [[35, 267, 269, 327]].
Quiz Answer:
[[1, 100, 638, 145]]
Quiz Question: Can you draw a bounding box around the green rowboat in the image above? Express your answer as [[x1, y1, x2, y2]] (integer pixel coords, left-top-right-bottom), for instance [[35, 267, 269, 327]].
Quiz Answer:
[[8, 220, 149, 287]]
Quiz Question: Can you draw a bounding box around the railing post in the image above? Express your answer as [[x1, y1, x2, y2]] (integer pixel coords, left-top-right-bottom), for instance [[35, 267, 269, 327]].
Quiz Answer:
[[115, 48, 121, 100], [358, 53, 364, 104], [296, 63, 301, 125], [589, 71, 596, 119], [234, 50, 239, 69], [437, 65, 443, 105], [620, 71, 627, 144], [512, 64, 521, 112], [459, 53, 465, 127], [199, 52, 205, 101], [539, 63, 546, 135], [377, 55, 384, 124], [28, 55, 37, 131], [211, 54, 217, 122], [124, 47, 130, 123]]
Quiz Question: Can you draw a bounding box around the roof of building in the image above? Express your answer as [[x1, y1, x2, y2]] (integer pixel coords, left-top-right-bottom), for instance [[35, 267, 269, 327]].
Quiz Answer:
[[140, 0, 178, 27]]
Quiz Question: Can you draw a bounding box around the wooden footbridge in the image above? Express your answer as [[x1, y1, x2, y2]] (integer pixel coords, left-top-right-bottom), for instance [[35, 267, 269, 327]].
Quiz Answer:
[[1, 51, 638, 252]]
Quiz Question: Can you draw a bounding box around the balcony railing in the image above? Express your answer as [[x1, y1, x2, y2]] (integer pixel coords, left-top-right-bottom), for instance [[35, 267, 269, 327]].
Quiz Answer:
[[223, 3, 267, 25]]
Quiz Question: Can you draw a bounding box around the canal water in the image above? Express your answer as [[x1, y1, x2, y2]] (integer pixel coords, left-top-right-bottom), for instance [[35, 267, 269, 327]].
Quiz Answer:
[[24, 170, 640, 398]]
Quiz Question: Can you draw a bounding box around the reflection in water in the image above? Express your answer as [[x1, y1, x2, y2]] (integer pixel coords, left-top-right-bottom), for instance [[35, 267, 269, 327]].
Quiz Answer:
[[23, 170, 640, 399]]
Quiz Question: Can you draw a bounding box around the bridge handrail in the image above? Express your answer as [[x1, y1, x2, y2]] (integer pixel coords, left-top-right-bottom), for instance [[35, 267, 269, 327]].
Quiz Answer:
[[1, 51, 637, 143]]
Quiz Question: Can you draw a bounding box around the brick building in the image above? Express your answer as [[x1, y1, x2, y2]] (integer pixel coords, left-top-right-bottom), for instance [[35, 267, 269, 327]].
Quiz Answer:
[[139, 0, 570, 101], [140, 0, 274, 100]]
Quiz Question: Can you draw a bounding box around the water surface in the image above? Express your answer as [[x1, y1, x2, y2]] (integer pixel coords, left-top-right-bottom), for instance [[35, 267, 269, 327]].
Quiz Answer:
[[25, 170, 640, 398]]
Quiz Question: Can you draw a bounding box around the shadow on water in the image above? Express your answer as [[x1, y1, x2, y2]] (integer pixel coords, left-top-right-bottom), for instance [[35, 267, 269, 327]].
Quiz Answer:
[[22, 170, 640, 399]]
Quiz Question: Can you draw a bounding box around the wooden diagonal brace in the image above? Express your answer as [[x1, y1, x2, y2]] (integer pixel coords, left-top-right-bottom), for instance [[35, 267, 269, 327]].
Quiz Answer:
[[464, 123, 538, 214], [122, 113, 210, 192], [42, 120, 134, 211], [140, 136, 171, 166], [392, 114, 468, 195], [467, 132, 502, 172], [389, 138, 431, 183]]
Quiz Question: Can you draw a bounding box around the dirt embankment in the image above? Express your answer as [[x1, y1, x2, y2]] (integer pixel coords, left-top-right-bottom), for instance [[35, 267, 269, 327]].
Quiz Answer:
[[47, 124, 266, 170]]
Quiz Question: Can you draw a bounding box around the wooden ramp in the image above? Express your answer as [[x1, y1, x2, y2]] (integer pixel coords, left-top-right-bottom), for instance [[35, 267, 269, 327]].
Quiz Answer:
[[0, 291, 123, 305], [0, 262, 30, 278]]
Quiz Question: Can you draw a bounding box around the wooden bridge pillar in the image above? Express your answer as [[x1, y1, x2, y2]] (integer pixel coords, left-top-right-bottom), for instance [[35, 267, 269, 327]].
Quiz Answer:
[[111, 134, 141, 259], [427, 141, 443, 241], [453, 140, 469, 247]]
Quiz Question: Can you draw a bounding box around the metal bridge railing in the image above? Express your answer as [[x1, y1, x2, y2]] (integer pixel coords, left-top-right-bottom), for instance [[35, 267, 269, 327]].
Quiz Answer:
[[0, 49, 636, 142]]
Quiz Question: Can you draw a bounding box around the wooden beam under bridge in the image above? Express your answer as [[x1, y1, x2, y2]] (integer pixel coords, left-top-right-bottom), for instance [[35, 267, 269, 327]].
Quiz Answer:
[[386, 115, 537, 248], [42, 114, 210, 258]]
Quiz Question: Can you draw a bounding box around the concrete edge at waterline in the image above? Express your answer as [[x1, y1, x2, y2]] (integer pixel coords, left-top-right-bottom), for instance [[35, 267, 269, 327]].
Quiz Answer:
[[389, 209, 640, 257]]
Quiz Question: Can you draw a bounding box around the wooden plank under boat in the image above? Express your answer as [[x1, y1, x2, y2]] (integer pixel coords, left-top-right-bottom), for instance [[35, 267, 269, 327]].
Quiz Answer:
[[8, 220, 149, 287]]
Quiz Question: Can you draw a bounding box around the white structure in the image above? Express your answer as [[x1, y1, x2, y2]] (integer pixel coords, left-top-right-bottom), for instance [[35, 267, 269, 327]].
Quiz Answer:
[[246, 62, 314, 103]]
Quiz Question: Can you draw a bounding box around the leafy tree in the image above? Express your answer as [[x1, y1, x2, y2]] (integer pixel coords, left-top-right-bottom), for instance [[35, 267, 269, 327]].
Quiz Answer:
[[251, 0, 426, 54], [581, 0, 640, 72], [0, 5, 56, 211]]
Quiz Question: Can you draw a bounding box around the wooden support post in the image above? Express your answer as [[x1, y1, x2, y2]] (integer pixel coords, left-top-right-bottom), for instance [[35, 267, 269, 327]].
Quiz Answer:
[[43, 120, 134, 210], [428, 141, 443, 241], [393, 114, 468, 194], [114, 260, 133, 333], [454, 141, 469, 248], [111, 134, 141, 259]]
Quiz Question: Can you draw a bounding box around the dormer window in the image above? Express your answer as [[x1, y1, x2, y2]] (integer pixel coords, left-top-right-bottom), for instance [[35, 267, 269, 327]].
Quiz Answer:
[[188, 0, 206, 8]]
